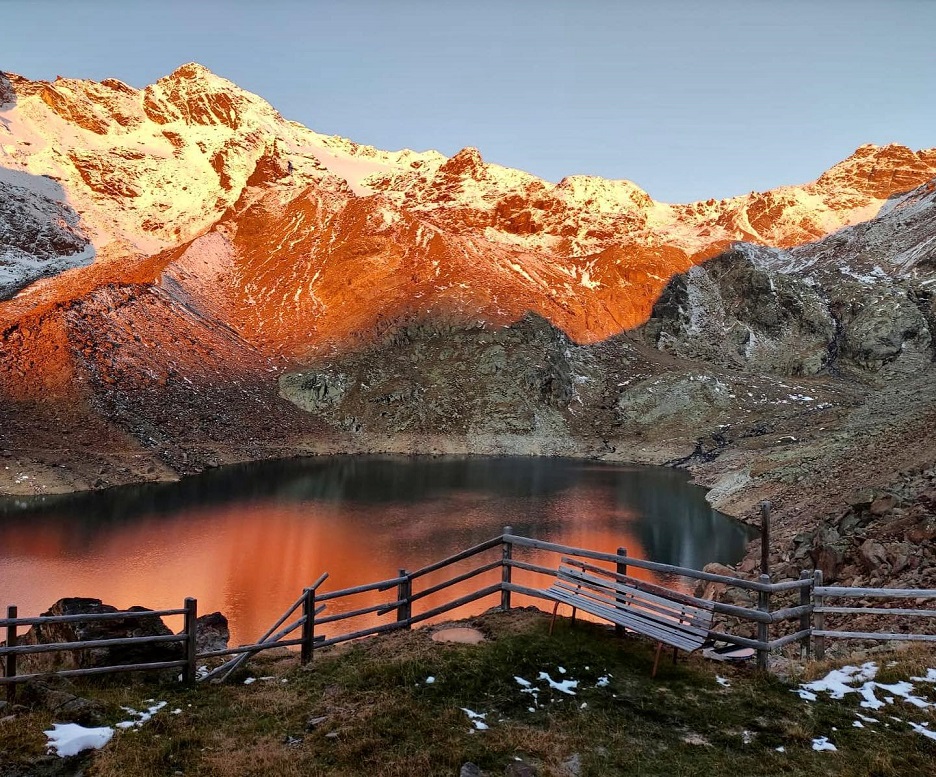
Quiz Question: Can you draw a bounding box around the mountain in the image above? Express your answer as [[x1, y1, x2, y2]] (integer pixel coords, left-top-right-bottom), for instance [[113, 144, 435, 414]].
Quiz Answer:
[[2, 64, 934, 349], [1, 63, 936, 582]]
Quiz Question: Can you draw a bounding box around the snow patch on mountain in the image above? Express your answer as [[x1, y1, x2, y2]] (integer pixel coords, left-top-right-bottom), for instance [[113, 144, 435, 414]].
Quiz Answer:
[[0, 167, 94, 299]]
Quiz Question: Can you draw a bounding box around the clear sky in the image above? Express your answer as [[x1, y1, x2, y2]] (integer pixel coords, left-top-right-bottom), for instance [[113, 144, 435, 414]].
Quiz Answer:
[[3, 0, 934, 202]]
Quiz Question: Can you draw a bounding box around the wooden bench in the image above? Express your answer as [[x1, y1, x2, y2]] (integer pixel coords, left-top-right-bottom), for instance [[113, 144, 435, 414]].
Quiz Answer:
[[543, 557, 715, 677]]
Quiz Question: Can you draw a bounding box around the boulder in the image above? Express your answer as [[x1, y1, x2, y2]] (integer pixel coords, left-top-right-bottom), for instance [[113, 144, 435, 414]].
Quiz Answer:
[[190, 611, 229, 653], [809, 525, 847, 582], [858, 539, 889, 573], [15, 597, 179, 674], [870, 494, 899, 516], [19, 674, 111, 725], [693, 562, 740, 601]]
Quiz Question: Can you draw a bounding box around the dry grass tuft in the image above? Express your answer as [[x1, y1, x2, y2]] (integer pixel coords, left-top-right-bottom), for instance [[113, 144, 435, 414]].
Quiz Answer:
[[3, 611, 936, 776]]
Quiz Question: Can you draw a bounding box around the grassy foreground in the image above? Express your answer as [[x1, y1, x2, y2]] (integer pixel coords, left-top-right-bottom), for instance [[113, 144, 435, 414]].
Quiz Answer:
[[3, 608, 936, 776]]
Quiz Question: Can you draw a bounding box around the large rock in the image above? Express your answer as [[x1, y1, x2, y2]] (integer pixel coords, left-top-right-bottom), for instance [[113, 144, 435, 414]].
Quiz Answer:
[[19, 674, 110, 725], [15, 597, 180, 674], [809, 525, 848, 583], [190, 611, 229, 653]]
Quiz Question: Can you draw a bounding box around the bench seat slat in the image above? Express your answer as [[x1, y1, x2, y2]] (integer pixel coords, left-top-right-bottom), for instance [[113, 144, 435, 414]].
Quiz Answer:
[[557, 567, 713, 623], [543, 564, 715, 654], [544, 587, 707, 651], [546, 595, 703, 651], [548, 583, 712, 640], [550, 576, 713, 637], [562, 557, 715, 613]]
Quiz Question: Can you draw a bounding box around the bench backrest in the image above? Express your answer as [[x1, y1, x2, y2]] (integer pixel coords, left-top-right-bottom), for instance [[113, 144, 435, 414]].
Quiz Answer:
[[553, 558, 714, 639]]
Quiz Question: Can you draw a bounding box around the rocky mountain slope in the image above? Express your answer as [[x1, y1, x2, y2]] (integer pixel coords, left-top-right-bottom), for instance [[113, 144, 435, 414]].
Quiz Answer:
[[1, 63, 935, 590]]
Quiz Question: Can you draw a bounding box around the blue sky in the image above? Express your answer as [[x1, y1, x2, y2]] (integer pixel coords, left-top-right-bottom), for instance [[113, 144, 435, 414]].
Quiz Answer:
[[3, 0, 934, 202]]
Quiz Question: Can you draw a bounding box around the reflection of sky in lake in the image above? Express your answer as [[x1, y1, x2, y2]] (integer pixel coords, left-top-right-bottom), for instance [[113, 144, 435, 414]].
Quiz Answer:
[[0, 456, 755, 644]]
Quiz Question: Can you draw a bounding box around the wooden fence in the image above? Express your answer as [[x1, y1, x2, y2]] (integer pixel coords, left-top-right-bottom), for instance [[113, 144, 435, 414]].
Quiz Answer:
[[3, 528, 936, 695]]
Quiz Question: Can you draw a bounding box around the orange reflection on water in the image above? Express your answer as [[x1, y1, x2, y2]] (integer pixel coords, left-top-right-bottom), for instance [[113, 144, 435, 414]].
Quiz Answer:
[[0, 457, 753, 645]]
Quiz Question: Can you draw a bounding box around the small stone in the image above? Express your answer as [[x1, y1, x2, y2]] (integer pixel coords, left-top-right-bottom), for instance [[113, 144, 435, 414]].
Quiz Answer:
[[560, 753, 582, 776], [460, 764, 483, 777], [305, 715, 328, 731], [325, 731, 339, 739], [870, 494, 898, 516]]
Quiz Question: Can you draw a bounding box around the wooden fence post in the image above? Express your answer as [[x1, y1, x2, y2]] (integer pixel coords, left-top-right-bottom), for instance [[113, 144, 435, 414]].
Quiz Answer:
[[757, 574, 770, 671], [615, 548, 627, 637], [760, 501, 771, 575], [501, 526, 513, 612], [5, 606, 16, 703], [813, 570, 825, 661], [182, 598, 197, 684], [799, 570, 812, 659], [396, 569, 412, 628], [301, 587, 316, 664]]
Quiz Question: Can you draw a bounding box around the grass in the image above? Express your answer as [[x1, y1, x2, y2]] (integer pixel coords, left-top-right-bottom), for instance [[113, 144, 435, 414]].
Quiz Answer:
[[3, 609, 936, 776]]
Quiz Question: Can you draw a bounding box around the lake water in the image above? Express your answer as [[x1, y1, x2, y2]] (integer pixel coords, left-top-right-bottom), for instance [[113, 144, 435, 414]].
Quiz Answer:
[[0, 456, 755, 645]]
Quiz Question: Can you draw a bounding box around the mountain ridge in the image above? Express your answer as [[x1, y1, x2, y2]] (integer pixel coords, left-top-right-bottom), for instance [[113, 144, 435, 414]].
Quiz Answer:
[[2, 63, 934, 339], [1, 64, 936, 584]]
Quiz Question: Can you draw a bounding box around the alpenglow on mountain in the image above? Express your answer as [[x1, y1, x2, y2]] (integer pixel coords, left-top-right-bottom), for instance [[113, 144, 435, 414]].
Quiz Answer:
[[1, 63, 935, 519]]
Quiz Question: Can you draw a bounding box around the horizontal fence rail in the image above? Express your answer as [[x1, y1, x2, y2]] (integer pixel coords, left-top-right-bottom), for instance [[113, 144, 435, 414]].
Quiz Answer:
[[7, 530, 936, 690], [2, 599, 199, 695]]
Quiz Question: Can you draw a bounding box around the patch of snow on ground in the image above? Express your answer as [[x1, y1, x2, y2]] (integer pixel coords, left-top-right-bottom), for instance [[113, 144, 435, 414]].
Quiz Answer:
[[45, 723, 114, 757], [115, 701, 167, 729], [798, 662, 936, 716], [812, 736, 837, 752], [538, 671, 578, 695], [908, 721, 936, 741], [461, 708, 489, 730], [716, 676, 731, 688]]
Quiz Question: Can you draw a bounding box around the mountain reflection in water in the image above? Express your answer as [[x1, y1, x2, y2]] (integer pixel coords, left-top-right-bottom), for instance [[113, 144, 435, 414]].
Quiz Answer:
[[0, 456, 755, 645]]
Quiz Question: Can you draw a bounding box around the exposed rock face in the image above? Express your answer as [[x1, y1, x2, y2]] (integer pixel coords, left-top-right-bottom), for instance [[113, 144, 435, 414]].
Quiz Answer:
[[19, 675, 111, 725], [640, 248, 837, 375], [0, 172, 94, 299], [639, 200, 936, 378], [279, 313, 583, 452]]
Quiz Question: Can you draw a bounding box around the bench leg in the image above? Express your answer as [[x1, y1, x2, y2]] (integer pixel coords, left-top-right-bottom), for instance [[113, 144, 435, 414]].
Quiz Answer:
[[549, 601, 560, 636], [571, 607, 576, 627], [652, 642, 663, 679]]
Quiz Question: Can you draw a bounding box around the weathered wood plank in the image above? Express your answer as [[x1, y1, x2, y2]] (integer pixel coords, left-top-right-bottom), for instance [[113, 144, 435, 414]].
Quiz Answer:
[[0, 609, 186, 628], [0, 633, 185, 657], [408, 536, 504, 580], [816, 606, 936, 617], [504, 534, 780, 592], [545, 588, 706, 649], [0, 660, 187, 685], [410, 559, 502, 603], [813, 631, 936, 641], [814, 587, 936, 599], [316, 576, 408, 602]]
